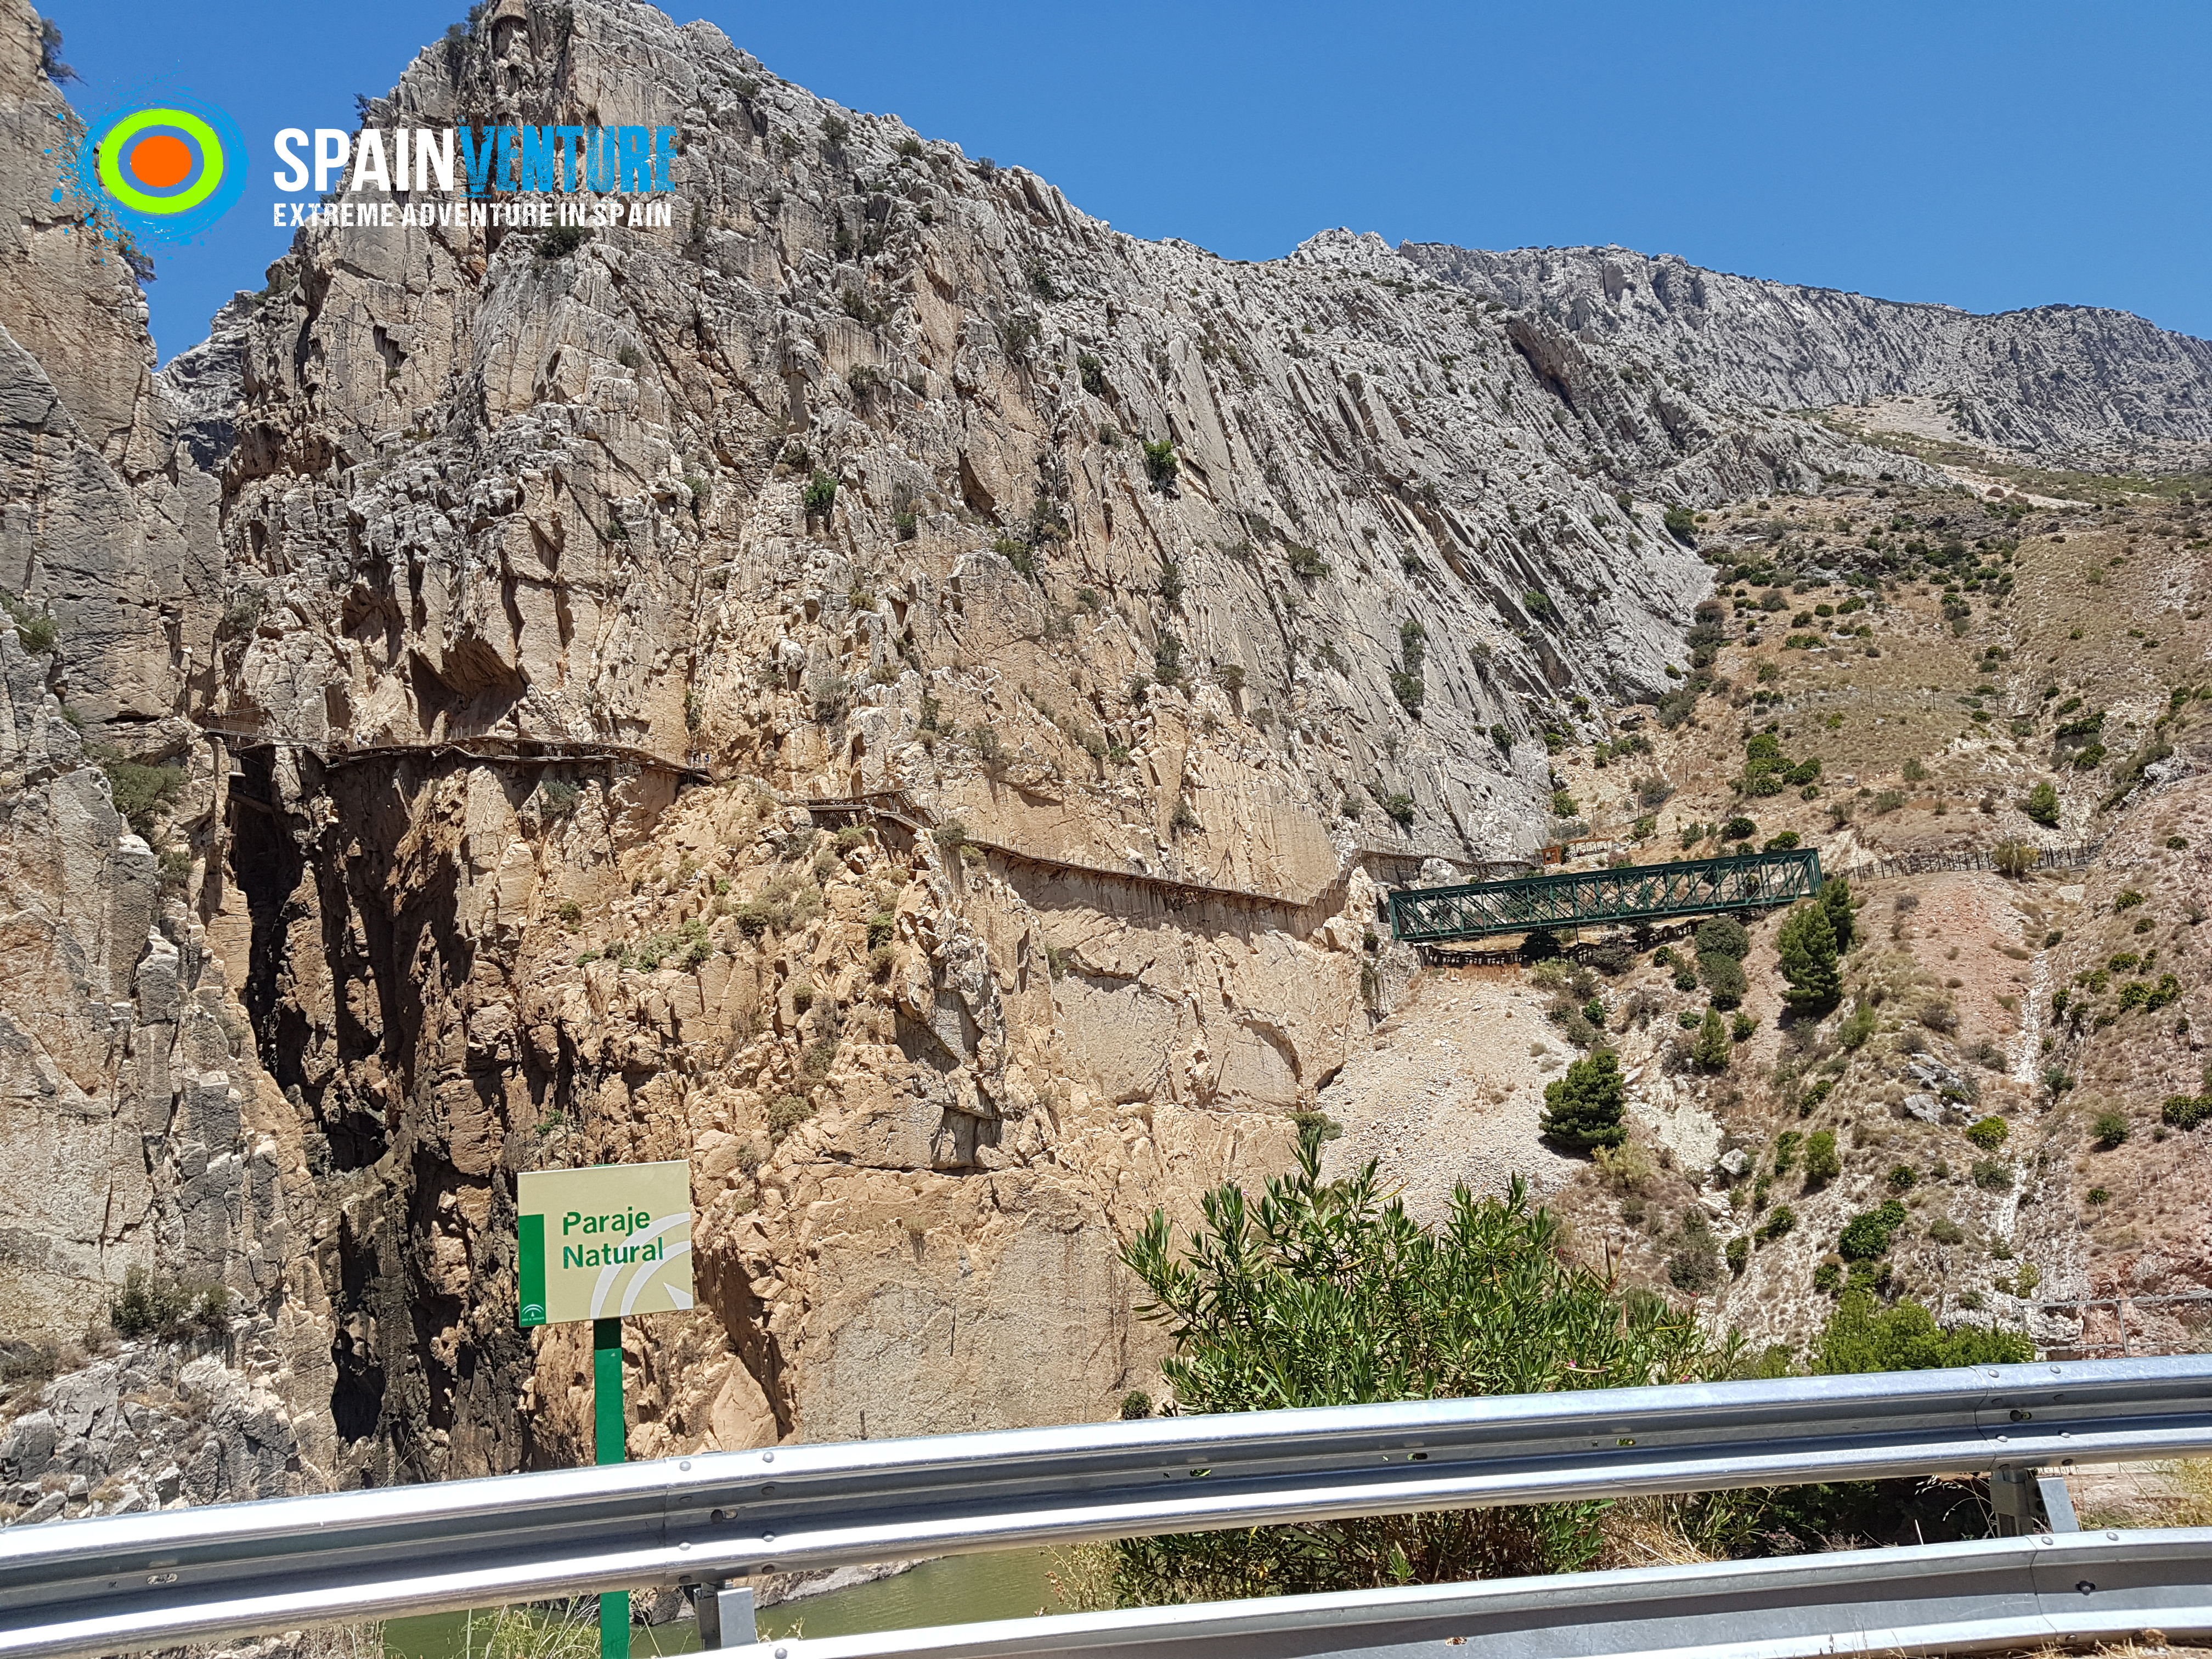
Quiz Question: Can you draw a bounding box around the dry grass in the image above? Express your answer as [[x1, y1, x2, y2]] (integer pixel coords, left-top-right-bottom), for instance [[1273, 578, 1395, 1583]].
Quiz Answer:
[[1045, 1541, 1120, 1613], [1593, 1497, 1716, 1570], [2167, 1457, 2212, 1526]]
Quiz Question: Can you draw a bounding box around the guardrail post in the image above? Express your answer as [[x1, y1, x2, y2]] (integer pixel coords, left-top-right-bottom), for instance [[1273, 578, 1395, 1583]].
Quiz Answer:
[[1991, 1466, 2036, 1536], [695, 1584, 757, 1649], [2037, 1472, 2080, 1532]]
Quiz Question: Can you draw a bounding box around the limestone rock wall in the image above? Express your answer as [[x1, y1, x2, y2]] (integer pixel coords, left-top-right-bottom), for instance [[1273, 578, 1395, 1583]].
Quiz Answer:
[[1400, 241, 2212, 472], [17, 0, 2212, 1511], [0, 0, 337, 1516]]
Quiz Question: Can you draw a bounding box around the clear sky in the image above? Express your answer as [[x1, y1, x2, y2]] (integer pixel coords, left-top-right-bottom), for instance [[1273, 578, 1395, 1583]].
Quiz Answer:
[[44, 0, 2212, 365]]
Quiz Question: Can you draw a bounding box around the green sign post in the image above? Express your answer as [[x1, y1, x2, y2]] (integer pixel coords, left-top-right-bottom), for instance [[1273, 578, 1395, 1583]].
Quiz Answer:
[[518, 1160, 695, 1659]]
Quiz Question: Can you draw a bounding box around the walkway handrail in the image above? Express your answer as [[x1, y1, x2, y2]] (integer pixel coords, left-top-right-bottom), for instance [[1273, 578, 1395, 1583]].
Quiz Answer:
[[3, 1356, 2209, 1658]]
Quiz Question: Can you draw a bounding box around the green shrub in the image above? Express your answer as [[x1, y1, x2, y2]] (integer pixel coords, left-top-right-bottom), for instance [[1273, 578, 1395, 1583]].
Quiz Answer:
[[1803, 1129, 1841, 1187], [1114, 1138, 1713, 1600], [767, 1093, 815, 1142], [1837, 1199, 1907, 1261], [1814, 1288, 2031, 1373], [1773, 1130, 1802, 1175], [1757, 1204, 1796, 1243], [110, 1268, 227, 1339], [537, 777, 582, 817], [1837, 1001, 1877, 1049], [12, 607, 57, 653], [1699, 951, 1747, 1010], [1663, 505, 1696, 540], [533, 222, 592, 261], [2021, 781, 2060, 826], [2091, 1109, 2129, 1148], [1141, 438, 1178, 492], [1971, 1158, 2014, 1190], [1379, 791, 1414, 827], [1668, 1211, 1723, 1292], [94, 749, 183, 839], [2163, 1094, 2212, 1131], [803, 469, 839, 516], [1963, 1115, 2008, 1151], [1540, 1049, 1627, 1150]]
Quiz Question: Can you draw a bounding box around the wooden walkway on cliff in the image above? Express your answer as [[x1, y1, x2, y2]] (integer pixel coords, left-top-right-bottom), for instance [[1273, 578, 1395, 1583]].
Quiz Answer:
[[193, 714, 709, 782], [800, 791, 1354, 919]]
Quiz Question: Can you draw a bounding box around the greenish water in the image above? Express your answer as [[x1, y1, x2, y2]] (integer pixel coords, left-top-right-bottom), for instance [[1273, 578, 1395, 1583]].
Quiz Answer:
[[757, 1551, 1060, 1641], [381, 1550, 1062, 1657]]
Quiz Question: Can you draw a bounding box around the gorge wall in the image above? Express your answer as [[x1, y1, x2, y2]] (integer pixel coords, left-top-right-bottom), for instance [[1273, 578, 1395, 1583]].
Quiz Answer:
[[4, 0, 2211, 1519]]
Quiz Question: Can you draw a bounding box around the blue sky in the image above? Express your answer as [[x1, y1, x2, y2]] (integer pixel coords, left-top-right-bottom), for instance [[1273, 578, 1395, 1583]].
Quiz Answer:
[[46, 0, 2212, 364]]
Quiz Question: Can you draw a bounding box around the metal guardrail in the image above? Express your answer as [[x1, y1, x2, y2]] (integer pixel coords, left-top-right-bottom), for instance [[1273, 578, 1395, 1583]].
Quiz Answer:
[[733, 1529, 2212, 1659], [4, 1356, 2210, 1659], [1387, 848, 1824, 944]]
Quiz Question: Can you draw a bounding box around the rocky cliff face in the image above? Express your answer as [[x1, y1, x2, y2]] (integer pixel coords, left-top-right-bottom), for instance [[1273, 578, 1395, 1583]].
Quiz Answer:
[[1398, 242, 2212, 472], [9, 0, 2212, 1520], [142, 0, 1916, 1486], [0, 0, 336, 1510]]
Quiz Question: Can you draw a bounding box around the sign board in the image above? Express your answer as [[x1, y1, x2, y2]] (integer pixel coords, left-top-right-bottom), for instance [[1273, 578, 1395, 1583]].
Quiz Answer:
[[517, 1160, 694, 1327]]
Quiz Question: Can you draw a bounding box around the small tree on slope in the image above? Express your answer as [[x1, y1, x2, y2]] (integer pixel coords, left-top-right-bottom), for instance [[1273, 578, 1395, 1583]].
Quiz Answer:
[[1539, 1048, 1628, 1150], [1776, 901, 1841, 1013]]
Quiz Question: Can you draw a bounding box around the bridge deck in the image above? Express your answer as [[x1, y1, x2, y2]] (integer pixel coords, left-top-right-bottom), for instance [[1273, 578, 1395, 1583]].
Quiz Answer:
[[1389, 847, 1824, 944]]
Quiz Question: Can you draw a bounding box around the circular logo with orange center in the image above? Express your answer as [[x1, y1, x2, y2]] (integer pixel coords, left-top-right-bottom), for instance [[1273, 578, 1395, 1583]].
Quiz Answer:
[[82, 97, 244, 235]]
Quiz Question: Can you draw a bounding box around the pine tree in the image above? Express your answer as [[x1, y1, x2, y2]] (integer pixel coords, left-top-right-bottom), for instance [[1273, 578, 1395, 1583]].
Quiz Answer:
[[1820, 875, 1855, 952], [1540, 1049, 1627, 1150], [1691, 1007, 1732, 1071], [1776, 901, 1841, 1012]]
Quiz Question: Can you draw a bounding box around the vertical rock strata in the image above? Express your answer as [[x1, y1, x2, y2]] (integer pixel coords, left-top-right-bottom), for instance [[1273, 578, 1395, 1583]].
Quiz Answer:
[[0, 0, 334, 1501]]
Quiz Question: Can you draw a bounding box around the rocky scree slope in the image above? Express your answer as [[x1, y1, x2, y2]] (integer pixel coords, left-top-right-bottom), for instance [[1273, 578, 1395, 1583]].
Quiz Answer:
[[1488, 478, 2212, 1363], [1401, 242, 2212, 474]]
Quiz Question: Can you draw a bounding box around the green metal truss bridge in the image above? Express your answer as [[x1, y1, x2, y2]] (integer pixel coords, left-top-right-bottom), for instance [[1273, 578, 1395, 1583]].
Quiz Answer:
[[1387, 847, 1825, 945]]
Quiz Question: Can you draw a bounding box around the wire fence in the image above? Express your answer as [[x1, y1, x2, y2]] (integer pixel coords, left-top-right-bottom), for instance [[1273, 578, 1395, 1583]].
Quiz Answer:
[[1834, 841, 2102, 884]]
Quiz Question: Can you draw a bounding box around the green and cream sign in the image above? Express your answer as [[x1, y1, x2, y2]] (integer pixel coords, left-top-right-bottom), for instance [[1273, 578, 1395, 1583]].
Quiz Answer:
[[517, 1160, 694, 1327]]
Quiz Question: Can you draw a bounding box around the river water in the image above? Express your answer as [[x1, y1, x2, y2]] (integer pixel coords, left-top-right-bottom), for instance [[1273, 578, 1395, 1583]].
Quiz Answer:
[[382, 1550, 1063, 1656]]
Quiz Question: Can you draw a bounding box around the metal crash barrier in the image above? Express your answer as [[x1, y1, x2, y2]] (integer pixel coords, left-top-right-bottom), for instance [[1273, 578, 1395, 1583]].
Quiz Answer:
[[3, 1356, 2209, 1659]]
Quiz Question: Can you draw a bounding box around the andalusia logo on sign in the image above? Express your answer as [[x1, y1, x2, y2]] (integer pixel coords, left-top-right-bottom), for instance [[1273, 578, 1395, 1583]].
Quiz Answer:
[[77, 95, 246, 238]]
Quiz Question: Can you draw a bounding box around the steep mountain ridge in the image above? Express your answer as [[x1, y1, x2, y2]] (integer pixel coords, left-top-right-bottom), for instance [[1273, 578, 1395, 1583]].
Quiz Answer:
[[1399, 241, 2212, 472]]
